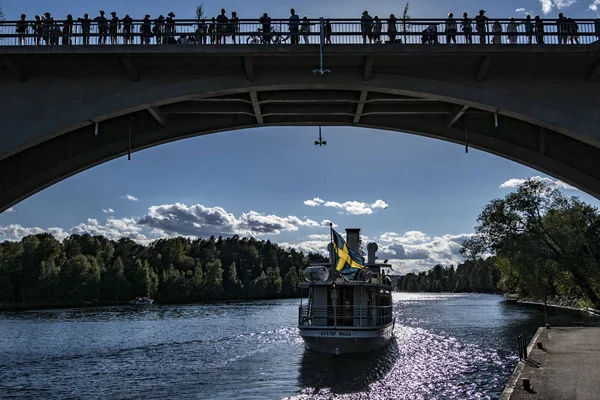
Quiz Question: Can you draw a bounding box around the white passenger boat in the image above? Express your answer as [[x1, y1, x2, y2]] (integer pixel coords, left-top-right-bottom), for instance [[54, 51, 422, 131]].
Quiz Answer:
[[298, 227, 395, 355], [129, 297, 154, 305]]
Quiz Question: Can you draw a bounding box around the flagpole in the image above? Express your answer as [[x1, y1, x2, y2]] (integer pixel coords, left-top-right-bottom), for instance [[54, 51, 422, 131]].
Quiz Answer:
[[329, 222, 337, 329], [329, 223, 335, 276]]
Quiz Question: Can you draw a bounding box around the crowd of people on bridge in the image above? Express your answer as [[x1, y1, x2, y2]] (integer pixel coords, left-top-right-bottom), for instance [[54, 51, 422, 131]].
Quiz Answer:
[[11, 8, 597, 46]]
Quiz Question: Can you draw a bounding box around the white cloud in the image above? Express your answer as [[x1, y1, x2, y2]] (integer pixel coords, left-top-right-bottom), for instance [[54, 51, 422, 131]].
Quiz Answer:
[[3, 207, 15, 213], [379, 231, 430, 244], [304, 198, 389, 215], [72, 217, 148, 241], [539, 0, 554, 13], [499, 176, 577, 191], [121, 194, 139, 202], [0, 224, 69, 242], [371, 200, 389, 209], [303, 198, 324, 207], [515, 7, 526, 12], [0, 201, 326, 244], [554, 0, 577, 8], [102, 208, 115, 214], [320, 219, 337, 228], [538, 0, 578, 14], [591, 0, 600, 11], [136, 203, 320, 237], [281, 230, 475, 273]]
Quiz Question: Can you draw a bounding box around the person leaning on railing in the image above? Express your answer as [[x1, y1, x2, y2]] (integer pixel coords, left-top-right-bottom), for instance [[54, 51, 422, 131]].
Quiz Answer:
[[165, 12, 176, 44], [196, 18, 208, 44], [566, 17, 579, 44], [230, 12, 240, 44], [461, 12, 473, 44], [388, 14, 397, 43], [78, 14, 91, 45], [534, 15, 544, 44], [259, 13, 271, 43], [16, 14, 28, 46], [140, 15, 152, 44], [63, 14, 74, 45], [289, 8, 300, 44], [324, 19, 332, 44], [109, 12, 120, 45], [523, 15, 533, 44], [445, 12, 457, 44], [122, 15, 133, 45], [216, 9, 228, 44], [506, 17, 520, 44], [361, 11, 373, 44]]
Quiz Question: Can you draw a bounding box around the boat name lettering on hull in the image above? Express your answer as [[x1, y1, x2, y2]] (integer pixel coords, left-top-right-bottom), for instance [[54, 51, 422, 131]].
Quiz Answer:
[[318, 331, 353, 337]]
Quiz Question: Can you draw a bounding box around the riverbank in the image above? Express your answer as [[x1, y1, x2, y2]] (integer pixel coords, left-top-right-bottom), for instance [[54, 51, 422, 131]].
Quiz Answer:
[[501, 326, 600, 399], [503, 294, 600, 316], [0, 300, 134, 312]]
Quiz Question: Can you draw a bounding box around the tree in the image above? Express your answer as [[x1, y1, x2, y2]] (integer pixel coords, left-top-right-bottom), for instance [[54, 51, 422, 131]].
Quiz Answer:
[[204, 259, 224, 300], [462, 179, 600, 307], [223, 262, 242, 299], [282, 267, 299, 297], [401, 3, 411, 44], [196, 4, 204, 22], [60, 255, 101, 300], [0, 229, 320, 306], [103, 257, 129, 301]]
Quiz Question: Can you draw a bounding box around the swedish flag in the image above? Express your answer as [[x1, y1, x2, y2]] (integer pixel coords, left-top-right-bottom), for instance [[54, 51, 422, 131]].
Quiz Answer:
[[331, 228, 366, 280]]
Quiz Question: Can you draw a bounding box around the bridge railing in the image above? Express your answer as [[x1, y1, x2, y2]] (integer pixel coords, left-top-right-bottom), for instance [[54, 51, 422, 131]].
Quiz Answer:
[[0, 18, 599, 46]]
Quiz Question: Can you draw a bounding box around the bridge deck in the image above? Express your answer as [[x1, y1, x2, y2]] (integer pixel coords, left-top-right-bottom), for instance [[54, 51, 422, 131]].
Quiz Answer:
[[0, 44, 596, 82]]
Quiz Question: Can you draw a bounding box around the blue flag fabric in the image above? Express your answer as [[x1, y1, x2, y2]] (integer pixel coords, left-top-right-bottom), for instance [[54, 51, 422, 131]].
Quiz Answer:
[[331, 228, 366, 280]]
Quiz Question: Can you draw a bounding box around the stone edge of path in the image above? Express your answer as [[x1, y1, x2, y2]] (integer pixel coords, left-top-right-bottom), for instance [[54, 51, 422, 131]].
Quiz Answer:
[[499, 326, 546, 400]]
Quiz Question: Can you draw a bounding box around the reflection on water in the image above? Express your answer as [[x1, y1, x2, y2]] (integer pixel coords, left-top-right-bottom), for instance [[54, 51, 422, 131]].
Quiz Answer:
[[0, 293, 598, 399], [298, 338, 399, 395]]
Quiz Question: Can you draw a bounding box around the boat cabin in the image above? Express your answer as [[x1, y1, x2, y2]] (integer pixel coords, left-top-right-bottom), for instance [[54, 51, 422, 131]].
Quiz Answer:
[[299, 229, 393, 329]]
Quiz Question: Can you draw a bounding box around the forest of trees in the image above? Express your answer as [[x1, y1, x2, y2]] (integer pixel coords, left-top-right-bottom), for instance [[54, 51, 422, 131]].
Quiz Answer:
[[396, 258, 500, 293], [3, 179, 599, 309], [0, 233, 327, 306]]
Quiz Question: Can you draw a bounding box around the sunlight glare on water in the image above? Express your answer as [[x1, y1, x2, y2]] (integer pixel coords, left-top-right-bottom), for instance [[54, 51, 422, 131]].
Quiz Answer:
[[1, 293, 598, 399]]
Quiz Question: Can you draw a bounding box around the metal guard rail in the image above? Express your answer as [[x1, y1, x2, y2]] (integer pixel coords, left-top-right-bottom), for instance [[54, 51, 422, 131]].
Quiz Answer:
[[298, 304, 393, 327], [1, 17, 599, 46]]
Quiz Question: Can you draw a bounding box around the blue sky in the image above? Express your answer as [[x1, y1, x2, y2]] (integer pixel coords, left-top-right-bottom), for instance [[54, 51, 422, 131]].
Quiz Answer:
[[1, 0, 599, 272], [2, 0, 599, 20]]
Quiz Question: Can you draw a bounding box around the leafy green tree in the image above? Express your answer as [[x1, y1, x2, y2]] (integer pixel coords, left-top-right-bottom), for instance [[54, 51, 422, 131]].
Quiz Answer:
[[60, 255, 101, 300], [223, 262, 242, 299], [204, 259, 223, 300], [282, 267, 299, 297], [462, 179, 600, 307]]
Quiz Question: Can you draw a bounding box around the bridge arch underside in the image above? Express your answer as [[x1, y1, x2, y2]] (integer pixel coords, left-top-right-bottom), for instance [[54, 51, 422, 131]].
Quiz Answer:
[[2, 86, 600, 212]]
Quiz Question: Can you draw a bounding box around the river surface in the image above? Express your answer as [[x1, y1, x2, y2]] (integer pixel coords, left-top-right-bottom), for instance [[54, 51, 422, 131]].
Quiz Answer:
[[1, 293, 599, 400]]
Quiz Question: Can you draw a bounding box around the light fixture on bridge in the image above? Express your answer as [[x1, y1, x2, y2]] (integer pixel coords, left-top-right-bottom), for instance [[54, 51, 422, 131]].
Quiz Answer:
[[312, 17, 331, 76], [314, 126, 327, 147]]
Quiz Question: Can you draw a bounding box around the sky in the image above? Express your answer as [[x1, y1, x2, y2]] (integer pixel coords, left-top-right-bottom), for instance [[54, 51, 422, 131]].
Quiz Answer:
[[1, 0, 599, 273]]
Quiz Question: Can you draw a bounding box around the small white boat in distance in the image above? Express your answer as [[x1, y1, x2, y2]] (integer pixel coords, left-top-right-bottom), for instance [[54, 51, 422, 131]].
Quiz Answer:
[[298, 227, 395, 355], [129, 297, 154, 305]]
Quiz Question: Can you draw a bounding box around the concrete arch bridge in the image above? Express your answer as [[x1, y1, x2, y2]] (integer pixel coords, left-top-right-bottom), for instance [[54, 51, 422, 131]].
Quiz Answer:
[[0, 44, 599, 211]]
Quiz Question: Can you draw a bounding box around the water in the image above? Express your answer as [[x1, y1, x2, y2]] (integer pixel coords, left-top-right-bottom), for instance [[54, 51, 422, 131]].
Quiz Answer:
[[0, 293, 598, 400]]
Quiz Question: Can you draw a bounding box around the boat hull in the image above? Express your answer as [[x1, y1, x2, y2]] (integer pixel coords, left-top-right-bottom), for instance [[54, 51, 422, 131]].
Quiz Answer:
[[299, 323, 394, 355]]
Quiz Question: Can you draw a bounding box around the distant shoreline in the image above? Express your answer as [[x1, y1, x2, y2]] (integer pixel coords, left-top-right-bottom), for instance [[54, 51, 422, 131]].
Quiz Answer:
[[0, 297, 302, 312], [0, 300, 130, 312], [503, 294, 600, 316]]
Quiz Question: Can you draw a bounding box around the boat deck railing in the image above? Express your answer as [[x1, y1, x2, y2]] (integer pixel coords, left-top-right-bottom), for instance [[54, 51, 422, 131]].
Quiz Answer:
[[298, 304, 393, 328]]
